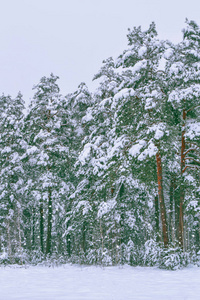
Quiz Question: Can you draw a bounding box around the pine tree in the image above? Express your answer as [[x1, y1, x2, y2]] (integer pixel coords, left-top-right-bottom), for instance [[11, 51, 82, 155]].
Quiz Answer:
[[115, 22, 170, 247], [0, 93, 26, 262], [166, 19, 200, 249], [24, 74, 71, 256], [61, 82, 93, 257]]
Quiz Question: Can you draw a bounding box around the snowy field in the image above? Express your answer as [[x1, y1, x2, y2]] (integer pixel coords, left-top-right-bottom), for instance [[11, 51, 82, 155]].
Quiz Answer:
[[0, 264, 200, 300]]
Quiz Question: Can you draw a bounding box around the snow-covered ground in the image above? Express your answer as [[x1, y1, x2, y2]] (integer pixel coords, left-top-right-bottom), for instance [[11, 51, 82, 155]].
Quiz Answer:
[[0, 264, 200, 300]]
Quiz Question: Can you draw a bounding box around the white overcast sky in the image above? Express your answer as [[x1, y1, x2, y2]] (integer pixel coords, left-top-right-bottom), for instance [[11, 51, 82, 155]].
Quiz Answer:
[[0, 0, 200, 107]]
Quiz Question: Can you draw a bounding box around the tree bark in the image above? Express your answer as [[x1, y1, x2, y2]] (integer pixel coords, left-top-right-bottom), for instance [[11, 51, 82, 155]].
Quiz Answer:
[[169, 178, 175, 243], [156, 150, 169, 247], [40, 201, 44, 253], [46, 187, 52, 255], [155, 195, 159, 242], [66, 220, 71, 257], [17, 206, 22, 264], [7, 219, 11, 257], [32, 207, 35, 250], [82, 221, 86, 253], [179, 109, 186, 249]]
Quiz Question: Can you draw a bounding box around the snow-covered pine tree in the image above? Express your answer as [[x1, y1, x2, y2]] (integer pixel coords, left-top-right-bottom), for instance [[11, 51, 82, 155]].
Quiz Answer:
[[0, 93, 26, 263], [24, 74, 72, 257], [114, 22, 171, 248], [60, 82, 94, 258], [71, 24, 167, 264], [166, 19, 200, 250]]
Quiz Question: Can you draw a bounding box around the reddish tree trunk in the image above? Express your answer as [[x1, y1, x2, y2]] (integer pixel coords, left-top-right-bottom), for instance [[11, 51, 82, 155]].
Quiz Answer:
[[156, 150, 169, 247]]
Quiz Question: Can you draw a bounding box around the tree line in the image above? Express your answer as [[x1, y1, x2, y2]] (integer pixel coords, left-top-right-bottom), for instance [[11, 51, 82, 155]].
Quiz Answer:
[[0, 19, 200, 269]]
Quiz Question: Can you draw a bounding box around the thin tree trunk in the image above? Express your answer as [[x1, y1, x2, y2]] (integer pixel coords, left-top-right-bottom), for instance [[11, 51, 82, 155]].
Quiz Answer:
[[155, 195, 159, 242], [99, 219, 104, 252], [17, 206, 22, 264], [46, 187, 52, 255], [114, 220, 119, 264], [32, 207, 35, 250], [7, 219, 11, 257], [169, 178, 174, 243], [173, 179, 179, 243], [156, 150, 169, 247], [40, 201, 44, 253], [111, 186, 114, 196], [7, 220, 11, 255], [119, 183, 125, 246], [179, 109, 186, 249], [66, 221, 71, 257], [82, 221, 86, 253]]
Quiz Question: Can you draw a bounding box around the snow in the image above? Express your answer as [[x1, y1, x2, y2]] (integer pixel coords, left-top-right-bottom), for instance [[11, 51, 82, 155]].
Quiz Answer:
[[163, 48, 173, 59], [131, 59, 147, 73], [98, 199, 116, 218], [145, 98, 156, 110], [129, 140, 146, 157], [82, 109, 93, 122], [78, 143, 92, 165], [129, 139, 157, 160], [107, 136, 125, 158], [169, 85, 200, 105], [10, 152, 19, 164], [26, 146, 38, 155], [1, 146, 12, 154], [112, 88, 135, 108], [147, 123, 166, 140], [186, 122, 200, 139], [169, 62, 184, 76], [185, 174, 195, 183], [118, 60, 147, 76], [75, 200, 92, 215], [138, 46, 147, 57], [138, 141, 158, 160], [1, 264, 200, 300]]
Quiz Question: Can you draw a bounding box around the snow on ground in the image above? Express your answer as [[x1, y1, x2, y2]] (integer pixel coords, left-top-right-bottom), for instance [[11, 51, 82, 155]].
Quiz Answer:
[[0, 264, 200, 300]]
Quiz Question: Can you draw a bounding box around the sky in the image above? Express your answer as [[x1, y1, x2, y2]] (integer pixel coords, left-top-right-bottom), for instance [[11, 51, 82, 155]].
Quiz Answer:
[[0, 0, 200, 107]]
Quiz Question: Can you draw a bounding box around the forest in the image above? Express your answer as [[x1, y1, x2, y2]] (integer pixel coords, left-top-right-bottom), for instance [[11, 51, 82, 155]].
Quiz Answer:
[[0, 19, 200, 270]]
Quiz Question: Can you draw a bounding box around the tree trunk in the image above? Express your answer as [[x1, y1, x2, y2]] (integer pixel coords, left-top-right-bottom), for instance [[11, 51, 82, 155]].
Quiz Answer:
[[17, 206, 22, 264], [179, 109, 186, 249], [82, 221, 86, 253], [99, 219, 104, 252], [66, 220, 71, 257], [156, 150, 169, 247], [40, 201, 44, 253], [119, 183, 125, 245], [155, 195, 159, 242], [7, 219, 11, 257], [46, 187, 52, 255], [169, 178, 174, 243], [32, 207, 35, 250], [173, 179, 179, 243]]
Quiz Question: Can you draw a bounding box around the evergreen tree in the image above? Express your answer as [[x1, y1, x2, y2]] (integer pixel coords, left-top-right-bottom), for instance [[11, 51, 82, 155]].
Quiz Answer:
[[166, 19, 200, 249], [0, 93, 26, 262], [24, 74, 71, 256]]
